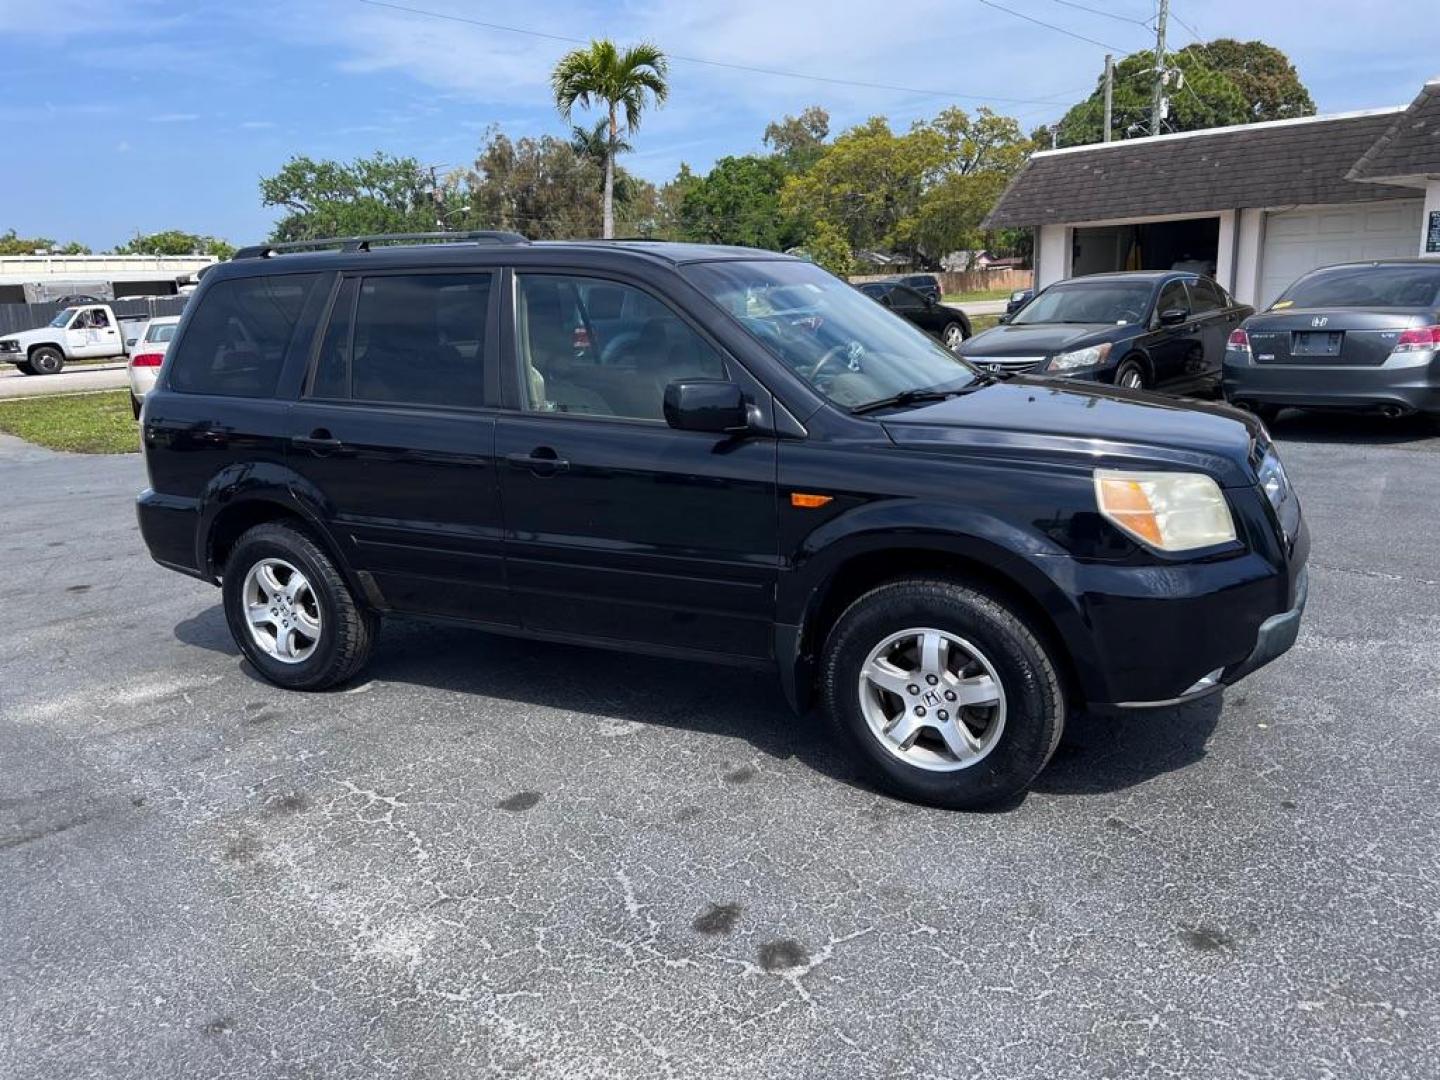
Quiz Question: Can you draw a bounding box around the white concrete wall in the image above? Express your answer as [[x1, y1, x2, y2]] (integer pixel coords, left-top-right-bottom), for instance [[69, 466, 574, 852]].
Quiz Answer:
[[1214, 210, 1238, 295], [0, 254, 216, 283], [1036, 224, 1069, 289], [1420, 179, 1440, 257], [1232, 208, 1266, 306]]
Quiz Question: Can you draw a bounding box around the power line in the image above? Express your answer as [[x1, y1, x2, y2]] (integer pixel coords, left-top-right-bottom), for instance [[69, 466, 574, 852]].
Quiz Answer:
[[1169, 6, 1205, 44], [355, 0, 1080, 107], [1045, 0, 1148, 26], [976, 0, 1135, 52]]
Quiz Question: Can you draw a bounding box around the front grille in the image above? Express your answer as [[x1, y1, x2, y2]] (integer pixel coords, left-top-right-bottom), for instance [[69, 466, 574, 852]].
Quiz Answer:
[[965, 355, 1046, 375]]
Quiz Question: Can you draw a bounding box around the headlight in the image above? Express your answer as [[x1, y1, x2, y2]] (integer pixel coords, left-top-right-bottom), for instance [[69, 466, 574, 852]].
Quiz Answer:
[[1010, 290, 1028, 302], [1094, 469, 1237, 551], [1256, 449, 1291, 510], [1047, 342, 1112, 373]]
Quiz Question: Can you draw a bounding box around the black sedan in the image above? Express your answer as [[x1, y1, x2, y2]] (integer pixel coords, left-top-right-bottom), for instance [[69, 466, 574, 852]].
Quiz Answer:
[[858, 281, 971, 349], [957, 271, 1252, 393], [1224, 260, 1440, 421]]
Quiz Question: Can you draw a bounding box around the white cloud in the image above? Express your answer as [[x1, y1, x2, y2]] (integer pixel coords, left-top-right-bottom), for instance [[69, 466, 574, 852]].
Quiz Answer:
[[240, 120, 277, 129], [149, 112, 200, 123]]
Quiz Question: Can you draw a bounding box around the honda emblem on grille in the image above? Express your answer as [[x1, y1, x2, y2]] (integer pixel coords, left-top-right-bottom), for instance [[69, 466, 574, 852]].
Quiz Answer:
[[1311, 316, 1328, 327]]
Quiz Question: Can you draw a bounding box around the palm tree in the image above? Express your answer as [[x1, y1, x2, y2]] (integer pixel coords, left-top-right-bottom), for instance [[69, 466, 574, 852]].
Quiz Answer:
[[551, 40, 668, 238]]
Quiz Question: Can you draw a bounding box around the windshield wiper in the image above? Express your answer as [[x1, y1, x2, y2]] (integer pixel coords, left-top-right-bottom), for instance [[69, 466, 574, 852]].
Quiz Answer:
[[852, 385, 980, 414]]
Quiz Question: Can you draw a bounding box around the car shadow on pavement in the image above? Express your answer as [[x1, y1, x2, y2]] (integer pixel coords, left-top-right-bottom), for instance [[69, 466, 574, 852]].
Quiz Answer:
[[1265, 408, 1439, 448], [174, 605, 1224, 803]]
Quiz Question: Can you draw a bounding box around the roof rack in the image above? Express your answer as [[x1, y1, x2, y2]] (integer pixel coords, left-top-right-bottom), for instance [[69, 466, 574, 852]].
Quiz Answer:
[[231, 230, 529, 260]]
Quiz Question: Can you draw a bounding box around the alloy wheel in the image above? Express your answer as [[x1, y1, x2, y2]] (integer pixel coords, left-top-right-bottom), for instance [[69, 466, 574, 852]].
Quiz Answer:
[[241, 557, 322, 663], [856, 627, 1006, 772]]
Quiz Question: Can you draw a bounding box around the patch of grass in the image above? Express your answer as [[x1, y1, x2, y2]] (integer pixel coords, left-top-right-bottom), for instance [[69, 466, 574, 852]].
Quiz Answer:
[[0, 390, 138, 454], [969, 315, 1002, 334], [943, 287, 1021, 303]]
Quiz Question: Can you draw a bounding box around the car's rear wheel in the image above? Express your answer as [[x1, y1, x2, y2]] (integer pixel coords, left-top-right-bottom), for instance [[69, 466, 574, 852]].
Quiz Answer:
[[130, 393, 142, 420], [1114, 356, 1147, 390], [222, 522, 378, 690], [28, 347, 64, 375], [820, 578, 1065, 809], [942, 321, 966, 349], [1254, 403, 1282, 424]]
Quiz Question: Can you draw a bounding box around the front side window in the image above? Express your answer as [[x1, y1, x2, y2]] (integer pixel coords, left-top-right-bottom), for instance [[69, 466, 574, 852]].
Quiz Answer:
[[309, 273, 492, 408], [682, 259, 979, 411], [1012, 282, 1154, 327], [1155, 280, 1190, 319], [515, 274, 726, 421], [169, 273, 320, 398]]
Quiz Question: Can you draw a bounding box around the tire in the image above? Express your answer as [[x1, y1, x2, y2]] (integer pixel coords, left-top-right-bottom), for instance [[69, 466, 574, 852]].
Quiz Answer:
[[28, 346, 64, 375], [941, 321, 967, 350], [221, 522, 378, 691], [1114, 356, 1147, 391], [130, 394, 142, 420], [15, 360, 35, 375], [820, 578, 1065, 810], [1254, 403, 1282, 424]]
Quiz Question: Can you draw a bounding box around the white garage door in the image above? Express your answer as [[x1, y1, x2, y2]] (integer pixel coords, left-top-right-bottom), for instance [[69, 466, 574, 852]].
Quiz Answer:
[[1258, 200, 1423, 306]]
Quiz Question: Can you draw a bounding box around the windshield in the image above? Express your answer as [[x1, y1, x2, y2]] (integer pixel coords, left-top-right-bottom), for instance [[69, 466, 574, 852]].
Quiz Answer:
[[48, 307, 78, 328], [147, 322, 178, 343], [1012, 282, 1154, 326], [682, 260, 979, 410], [1278, 265, 1440, 309]]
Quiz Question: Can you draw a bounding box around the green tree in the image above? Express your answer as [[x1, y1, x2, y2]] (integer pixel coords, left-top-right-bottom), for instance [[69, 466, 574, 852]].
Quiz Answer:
[[1180, 39, 1315, 122], [801, 220, 853, 277], [458, 129, 602, 239], [0, 229, 90, 255], [915, 108, 1036, 264], [763, 105, 830, 170], [259, 152, 440, 242], [551, 39, 668, 239], [114, 230, 234, 258], [676, 154, 804, 250], [1057, 39, 1311, 145]]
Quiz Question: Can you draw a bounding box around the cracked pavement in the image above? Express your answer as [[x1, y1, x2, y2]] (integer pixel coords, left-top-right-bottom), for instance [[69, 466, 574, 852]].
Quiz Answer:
[[1, 411, 1438, 1079]]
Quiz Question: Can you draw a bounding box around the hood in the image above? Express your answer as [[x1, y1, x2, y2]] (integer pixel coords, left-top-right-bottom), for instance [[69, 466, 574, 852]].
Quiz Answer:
[[959, 322, 1123, 357], [0, 328, 55, 347], [882, 378, 1263, 487]]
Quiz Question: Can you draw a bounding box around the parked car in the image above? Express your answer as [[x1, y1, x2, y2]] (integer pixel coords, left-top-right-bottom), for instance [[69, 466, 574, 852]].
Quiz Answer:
[[1224, 260, 1440, 420], [958, 271, 1252, 393], [892, 273, 942, 302], [1006, 288, 1033, 315], [0, 303, 149, 375], [136, 233, 1307, 810], [127, 316, 180, 417], [858, 281, 972, 348]]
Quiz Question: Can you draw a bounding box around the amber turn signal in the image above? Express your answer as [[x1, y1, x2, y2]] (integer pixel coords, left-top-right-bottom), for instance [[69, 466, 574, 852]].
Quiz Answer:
[[790, 492, 833, 509]]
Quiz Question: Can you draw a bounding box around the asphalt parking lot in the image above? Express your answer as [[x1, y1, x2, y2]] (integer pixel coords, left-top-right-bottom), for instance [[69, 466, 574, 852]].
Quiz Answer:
[[2, 412, 1437, 1079]]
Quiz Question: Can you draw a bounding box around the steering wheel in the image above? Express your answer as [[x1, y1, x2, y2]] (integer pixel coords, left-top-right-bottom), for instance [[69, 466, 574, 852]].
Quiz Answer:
[[808, 345, 856, 382]]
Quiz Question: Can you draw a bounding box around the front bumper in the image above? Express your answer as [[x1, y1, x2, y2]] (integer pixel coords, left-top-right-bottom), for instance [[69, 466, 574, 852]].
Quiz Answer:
[[1223, 351, 1440, 415]]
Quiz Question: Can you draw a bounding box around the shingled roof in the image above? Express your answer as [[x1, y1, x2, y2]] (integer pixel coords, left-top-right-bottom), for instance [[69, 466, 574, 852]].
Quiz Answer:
[[1348, 80, 1440, 183], [984, 109, 1417, 229]]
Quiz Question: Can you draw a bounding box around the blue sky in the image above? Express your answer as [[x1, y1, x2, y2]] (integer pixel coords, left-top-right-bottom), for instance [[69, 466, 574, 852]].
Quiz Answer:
[[1, 0, 1435, 251]]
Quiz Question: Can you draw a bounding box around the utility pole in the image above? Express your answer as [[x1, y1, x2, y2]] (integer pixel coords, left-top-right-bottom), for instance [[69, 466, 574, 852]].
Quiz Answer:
[[1151, 0, 1169, 137], [1103, 54, 1114, 143]]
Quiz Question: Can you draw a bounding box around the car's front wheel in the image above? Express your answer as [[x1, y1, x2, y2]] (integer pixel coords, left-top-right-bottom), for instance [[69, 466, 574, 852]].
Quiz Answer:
[[1114, 356, 1147, 391], [28, 347, 64, 375], [941, 321, 967, 349], [222, 522, 378, 690], [820, 578, 1065, 810]]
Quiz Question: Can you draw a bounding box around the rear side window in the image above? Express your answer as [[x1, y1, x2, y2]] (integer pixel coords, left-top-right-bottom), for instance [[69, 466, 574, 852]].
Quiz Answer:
[[1187, 278, 1224, 313], [170, 274, 320, 397], [309, 273, 492, 408]]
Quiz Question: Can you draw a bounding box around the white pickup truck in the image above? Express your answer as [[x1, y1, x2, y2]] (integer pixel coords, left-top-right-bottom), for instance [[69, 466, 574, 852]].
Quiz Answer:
[[0, 304, 151, 375]]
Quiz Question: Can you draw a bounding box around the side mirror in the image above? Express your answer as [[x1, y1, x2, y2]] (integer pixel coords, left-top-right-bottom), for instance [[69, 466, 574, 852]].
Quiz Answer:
[[1159, 308, 1189, 326], [664, 379, 749, 434], [997, 314, 1012, 324]]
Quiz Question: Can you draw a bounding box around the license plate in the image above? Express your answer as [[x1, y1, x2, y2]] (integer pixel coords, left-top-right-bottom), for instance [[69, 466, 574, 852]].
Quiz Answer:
[[1292, 331, 1343, 356]]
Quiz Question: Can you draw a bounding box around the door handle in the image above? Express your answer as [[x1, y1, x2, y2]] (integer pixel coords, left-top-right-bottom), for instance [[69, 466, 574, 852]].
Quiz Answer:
[[505, 448, 569, 475], [293, 429, 344, 453]]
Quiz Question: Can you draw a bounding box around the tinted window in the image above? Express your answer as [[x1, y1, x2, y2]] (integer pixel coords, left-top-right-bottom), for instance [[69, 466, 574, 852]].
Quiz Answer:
[[1278, 265, 1440, 309], [890, 286, 926, 313], [1156, 280, 1190, 317], [170, 274, 320, 397], [1187, 278, 1223, 313], [1013, 282, 1153, 325], [517, 274, 726, 421], [313, 274, 492, 408]]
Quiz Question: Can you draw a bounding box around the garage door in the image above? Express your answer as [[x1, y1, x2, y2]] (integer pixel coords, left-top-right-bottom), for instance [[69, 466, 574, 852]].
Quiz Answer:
[[1259, 200, 1423, 306]]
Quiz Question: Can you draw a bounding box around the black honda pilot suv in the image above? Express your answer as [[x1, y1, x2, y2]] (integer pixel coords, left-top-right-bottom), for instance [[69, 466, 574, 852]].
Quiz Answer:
[[137, 233, 1308, 809]]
